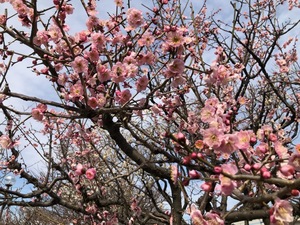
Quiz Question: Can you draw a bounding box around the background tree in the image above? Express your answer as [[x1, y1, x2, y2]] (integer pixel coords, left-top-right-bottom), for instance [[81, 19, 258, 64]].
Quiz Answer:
[[0, 0, 300, 224]]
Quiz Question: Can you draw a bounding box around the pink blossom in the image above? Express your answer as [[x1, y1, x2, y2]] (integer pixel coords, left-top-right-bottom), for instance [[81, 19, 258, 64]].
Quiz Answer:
[[64, 4, 74, 14], [75, 163, 85, 176], [31, 104, 47, 121], [205, 97, 219, 107], [48, 25, 62, 42], [71, 56, 88, 74], [269, 133, 278, 142], [255, 142, 268, 155], [186, 205, 207, 225], [111, 62, 127, 83], [136, 75, 149, 92], [201, 182, 212, 192], [189, 170, 201, 179], [0, 135, 13, 149], [171, 76, 185, 87], [139, 51, 156, 65], [270, 199, 293, 225], [235, 130, 251, 150], [0, 14, 6, 25], [166, 31, 185, 48], [206, 212, 224, 225], [87, 97, 98, 109], [200, 105, 216, 123], [97, 64, 111, 82], [166, 59, 185, 77], [69, 83, 84, 100], [12, 0, 29, 15], [137, 32, 155, 47], [126, 8, 143, 30], [219, 164, 238, 195], [215, 134, 238, 159], [86, 15, 99, 31], [57, 73, 68, 86], [125, 63, 138, 78], [261, 167, 271, 179], [289, 153, 300, 171], [202, 127, 224, 148], [277, 164, 295, 179], [219, 175, 236, 195], [75, 30, 89, 43], [115, 89, 131, 105], [274, 141, 289, 159], [85, 168, 96, 180], [114, 0, 123, 7], [213, 64, 232, 85], [91, 33, 106, 50], [31, 108, 44, 121], [86, 48, 99, 62]]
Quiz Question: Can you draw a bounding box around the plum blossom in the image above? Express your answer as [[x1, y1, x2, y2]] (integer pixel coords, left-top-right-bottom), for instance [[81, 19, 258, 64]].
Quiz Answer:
[[115, 89, 131, 105], [206, 212, 224, 225], [75, 163, 85, 176], [219, 164, 238, 195], [0, 135, 13, 149], [139, 51, 156, 65], [235, 130, 251, 150], [114, 0, 123, 7], [91, 33, 106, 50], [165, 59, 185, 78], [69, 83, 84, 100], [85, 168, 96, 180], [289, 153, 300, 171], [111, 62, 127, 83], [274, 141, 289, 159], [186, 205, 207, 225], [166, 31, 186, 48], [136, 75, 148, 92], [270, 198, 293, 225], [48, 25, 63, 42], [126, 8, 143, 30], [202, 127, 224, 148], [277, 164, 295, 179], [87, 97, 98, 109], [0, 14, 6, 25], [86, 15, 99, 31], [215, 134, 239, 159], [97, 64, 111, 82], [189, 170, 201, 179], [31, 104, 47, 121], [12, 0, 29, 15], [86, 48, 99, 62], [71, 56, 89, 74], [200, 105, 216, 123], [201, 182, 212, 192], [33, 30, 49, 46], [137, 32, 155, 47]]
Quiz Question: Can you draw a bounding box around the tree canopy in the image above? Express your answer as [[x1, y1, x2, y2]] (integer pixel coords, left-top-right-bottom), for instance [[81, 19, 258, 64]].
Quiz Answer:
[[0, 0, 300, 224]]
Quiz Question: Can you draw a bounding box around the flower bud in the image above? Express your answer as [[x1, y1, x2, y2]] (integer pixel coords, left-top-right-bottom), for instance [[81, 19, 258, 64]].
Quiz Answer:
[[189, 170, 200, 179], [201, 182, 212, 192], [182, 156, 191, 165], [244, 164, 251, 171], [214, 166, 222, 174], [190, 152, 198, 159]]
